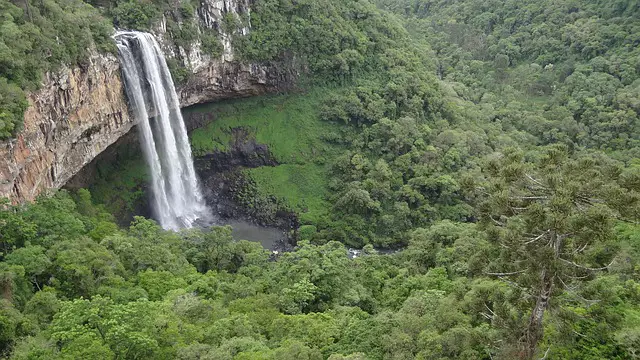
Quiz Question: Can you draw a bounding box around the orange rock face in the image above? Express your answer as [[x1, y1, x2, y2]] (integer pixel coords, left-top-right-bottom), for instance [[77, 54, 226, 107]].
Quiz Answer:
[[0, 53, 134, 203]]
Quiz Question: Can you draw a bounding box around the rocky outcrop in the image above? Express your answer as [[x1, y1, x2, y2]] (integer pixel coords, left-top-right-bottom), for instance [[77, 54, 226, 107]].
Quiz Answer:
[[158, 0, 295, 106], [0, 53, 133, 202], [179, 61, 294, 106], [194, 128, 299, 232], [0, 0, 296, 203]]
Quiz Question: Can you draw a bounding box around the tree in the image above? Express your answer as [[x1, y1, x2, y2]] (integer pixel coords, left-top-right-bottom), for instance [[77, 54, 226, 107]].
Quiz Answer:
[[478, 146, 623, 358], [182, 226, 237, 273], [49, 296, 166, 359], [271, 241, 353, 312], [0, 199, 36, 253], [47, 237, 125, 298], [4, 245, 51, 291], [0, 299, 25, 353], [0, 78, 28, 139]]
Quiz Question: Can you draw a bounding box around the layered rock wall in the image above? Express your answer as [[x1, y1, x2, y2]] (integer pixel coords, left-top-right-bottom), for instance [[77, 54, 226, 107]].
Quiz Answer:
[[0, 53, 132, 202]]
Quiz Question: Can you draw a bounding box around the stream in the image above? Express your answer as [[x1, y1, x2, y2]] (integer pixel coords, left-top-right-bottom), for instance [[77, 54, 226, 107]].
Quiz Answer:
[[221, 219, 285, 251], [220, 220, 398, 258]]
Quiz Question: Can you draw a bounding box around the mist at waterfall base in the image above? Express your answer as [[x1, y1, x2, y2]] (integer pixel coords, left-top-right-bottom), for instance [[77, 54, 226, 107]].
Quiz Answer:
[[115, 31, 211, 231]]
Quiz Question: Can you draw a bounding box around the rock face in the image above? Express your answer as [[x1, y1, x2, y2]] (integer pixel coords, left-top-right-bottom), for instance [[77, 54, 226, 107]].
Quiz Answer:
[[179, 61, 292, 107], [193, 128, 298, 233], [0, 0, 296, 203], [0, 53, 132, 202], [155, 0, 295, 107]]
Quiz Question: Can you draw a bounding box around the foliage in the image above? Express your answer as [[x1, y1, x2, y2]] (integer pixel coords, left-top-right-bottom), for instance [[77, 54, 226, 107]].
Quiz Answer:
[[375, 0, 640, 156], [237, 0, 412, 83], [87, 149, 150, 225], [0, 184, 634, 359], [188, 90, 340, 162], [187, 90, 344, 223], [0, 0, 115, 139], [0, 79, 28, 139], [166, 57, 191, 85], [111, 0, 161, 30], [1, 0, 640, 358], [200, 29, 224, 58]]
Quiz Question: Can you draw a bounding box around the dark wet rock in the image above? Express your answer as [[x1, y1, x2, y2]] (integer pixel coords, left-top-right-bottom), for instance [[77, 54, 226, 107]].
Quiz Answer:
[[194, 128, 298, 246]]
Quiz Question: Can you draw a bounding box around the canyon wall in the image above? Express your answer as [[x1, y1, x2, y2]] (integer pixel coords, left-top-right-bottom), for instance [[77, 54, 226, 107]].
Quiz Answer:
[[0, 0, 295, 203], [0, 53, 131, 203]]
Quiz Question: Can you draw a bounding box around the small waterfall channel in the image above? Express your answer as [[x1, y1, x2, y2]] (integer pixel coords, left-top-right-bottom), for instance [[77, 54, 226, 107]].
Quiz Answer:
[[114, 31, 210, 230]]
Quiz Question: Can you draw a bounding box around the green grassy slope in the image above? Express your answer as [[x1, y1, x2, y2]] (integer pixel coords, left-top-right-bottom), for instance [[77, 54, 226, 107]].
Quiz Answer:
[[187, 88, 345, 223]]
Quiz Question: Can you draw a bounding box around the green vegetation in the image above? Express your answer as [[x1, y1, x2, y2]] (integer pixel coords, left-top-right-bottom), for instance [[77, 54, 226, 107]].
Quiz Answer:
[[111, 0, 162, 30], [88, 156, 149, 224], [0, 187, 638, 359], [375, 0, 640, 157], [0, 0, 229, 140], [200, 29, 225, 58], [0, 0, 114, 139], [189, 90, 340, 162], [188, 90, 345, 222], [237, 0, 413, 83], [110, 0, 197, 32], [247, 164, 329, 223], [1, 0, 640, 358]]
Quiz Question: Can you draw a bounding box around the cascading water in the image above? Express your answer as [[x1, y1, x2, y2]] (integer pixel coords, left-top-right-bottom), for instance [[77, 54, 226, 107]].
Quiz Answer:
[[114, 31, 209, 230]]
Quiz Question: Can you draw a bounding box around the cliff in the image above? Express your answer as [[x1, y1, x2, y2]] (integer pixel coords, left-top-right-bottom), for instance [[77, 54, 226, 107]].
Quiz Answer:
[[0, 53, 131, 203], [0, 0, 295, 203]]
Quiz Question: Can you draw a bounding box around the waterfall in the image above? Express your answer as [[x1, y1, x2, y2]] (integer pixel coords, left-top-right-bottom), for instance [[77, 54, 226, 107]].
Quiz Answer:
[[114, 31, 209, 230]]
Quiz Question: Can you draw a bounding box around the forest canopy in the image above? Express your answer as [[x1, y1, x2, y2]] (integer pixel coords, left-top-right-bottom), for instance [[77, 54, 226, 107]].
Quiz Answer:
[[1, 0, 640, 359]]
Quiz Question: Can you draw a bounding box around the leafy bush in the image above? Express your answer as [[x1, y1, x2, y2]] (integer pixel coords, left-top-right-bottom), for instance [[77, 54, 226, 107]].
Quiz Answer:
[[201, 30, 224, 58], [111, 0, 161, 30], [166, 58, 190, 84], [0, 79, 29, 139]]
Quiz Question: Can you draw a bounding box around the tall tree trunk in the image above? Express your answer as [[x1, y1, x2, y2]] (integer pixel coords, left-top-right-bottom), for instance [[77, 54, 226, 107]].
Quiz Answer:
[[520, 269, 554, 359]]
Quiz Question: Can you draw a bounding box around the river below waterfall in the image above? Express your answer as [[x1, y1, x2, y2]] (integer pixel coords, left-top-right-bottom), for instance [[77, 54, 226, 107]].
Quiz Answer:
[[222, 220, 285, 251], [222, 220, 399, 256]]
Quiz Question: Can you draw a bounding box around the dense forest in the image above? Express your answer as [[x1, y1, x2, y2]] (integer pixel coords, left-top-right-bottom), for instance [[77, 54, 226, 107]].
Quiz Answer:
[[1, 0, 640, 359]]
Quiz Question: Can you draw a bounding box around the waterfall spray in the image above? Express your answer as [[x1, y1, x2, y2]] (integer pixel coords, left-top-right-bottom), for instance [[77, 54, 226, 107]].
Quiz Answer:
[[115, 31, 209, 230]]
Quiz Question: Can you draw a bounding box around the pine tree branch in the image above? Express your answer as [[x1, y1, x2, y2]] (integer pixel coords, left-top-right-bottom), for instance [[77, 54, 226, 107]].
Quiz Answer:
[[512, 196, 549, 200], [495, 277, 531, 294], [490, 216, 505, 226], [539, 346, 551, 360], [486, 269, 527, 276], [558, 257, 614, 271], [557, 276, 579, 292], [523, 231, 549, 244], [570, 242, 589, 255], [484, 303, 498, 320], [525, 173, 546, 188]]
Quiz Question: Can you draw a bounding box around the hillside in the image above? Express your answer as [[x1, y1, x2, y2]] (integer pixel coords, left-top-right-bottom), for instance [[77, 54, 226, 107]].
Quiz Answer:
[[0, 0, 639, 359]]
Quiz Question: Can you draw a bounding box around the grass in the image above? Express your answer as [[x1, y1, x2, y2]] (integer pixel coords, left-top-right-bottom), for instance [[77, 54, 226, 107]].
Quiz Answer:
[[186, 89, 340, 163], [245, 164, 330, 224], [186, 88, 345, 223]]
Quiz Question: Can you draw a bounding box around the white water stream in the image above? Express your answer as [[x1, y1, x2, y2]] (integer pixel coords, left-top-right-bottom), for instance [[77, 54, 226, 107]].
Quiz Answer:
[[115, 31, 209, 230]]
